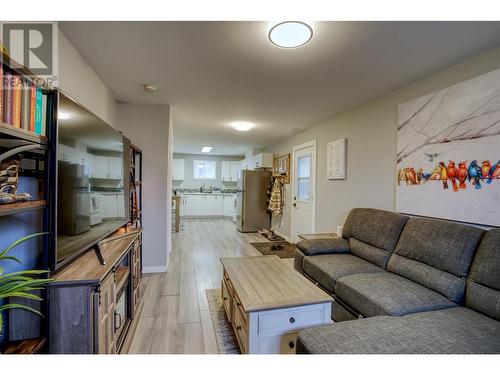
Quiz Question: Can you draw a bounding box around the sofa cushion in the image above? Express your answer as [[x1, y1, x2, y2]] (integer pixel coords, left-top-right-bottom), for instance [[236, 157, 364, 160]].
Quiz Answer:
[[335, 272, 456, 317], [466, 229, 500, 320], [297, 307, 500, 354], [341, 208, 408, 268], [296, 237, 349, 256], [302, 254, 384, 293], [293, 248, 307, 274], [388, 217, 485, 304], [342, 208, 409, 252]]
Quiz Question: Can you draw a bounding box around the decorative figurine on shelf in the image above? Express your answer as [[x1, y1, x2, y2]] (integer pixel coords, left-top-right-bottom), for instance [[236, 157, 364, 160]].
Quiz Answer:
[[0, 159, 32, 204]]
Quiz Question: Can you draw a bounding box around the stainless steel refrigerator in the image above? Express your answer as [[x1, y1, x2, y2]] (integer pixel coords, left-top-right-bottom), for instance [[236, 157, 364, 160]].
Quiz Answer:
[[236, 169, 271, 232]]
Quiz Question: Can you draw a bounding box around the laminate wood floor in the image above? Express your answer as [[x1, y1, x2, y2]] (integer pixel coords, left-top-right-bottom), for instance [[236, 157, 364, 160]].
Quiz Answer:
[[127, 218, 292, 354]]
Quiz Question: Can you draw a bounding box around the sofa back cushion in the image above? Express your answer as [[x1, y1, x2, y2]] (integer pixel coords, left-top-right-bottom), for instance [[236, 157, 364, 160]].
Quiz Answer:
[[342, 208, 409, 268], [387, 217, 485, 304], [466, 229, 500, 321]]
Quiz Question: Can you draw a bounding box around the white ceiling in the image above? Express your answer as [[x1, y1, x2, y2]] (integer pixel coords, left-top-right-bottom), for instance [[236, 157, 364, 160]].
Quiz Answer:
[[59, 21, 500, 155]]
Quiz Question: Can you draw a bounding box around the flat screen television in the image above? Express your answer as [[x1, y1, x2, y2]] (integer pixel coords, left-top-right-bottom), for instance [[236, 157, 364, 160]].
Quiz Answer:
[[53, 92, 130, 269]]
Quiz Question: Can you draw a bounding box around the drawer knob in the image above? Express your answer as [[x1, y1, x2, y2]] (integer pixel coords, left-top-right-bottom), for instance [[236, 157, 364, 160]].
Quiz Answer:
[[237, 302, 241, 307], [289, 317, 295, 323], [288, 341, 295, 349], [223, 297, 228, 301], [236, 325, 242, 331]]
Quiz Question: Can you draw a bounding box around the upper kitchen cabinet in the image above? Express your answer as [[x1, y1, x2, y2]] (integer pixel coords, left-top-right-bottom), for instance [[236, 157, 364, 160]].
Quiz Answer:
[[92, 155, 122, 180], [172, 159, 185, 180], [240, 153, 273, 171], [222, 160, 241, 182]]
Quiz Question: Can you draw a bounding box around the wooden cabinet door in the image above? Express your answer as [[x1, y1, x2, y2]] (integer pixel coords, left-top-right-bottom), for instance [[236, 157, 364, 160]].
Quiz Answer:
[[97, 272, 116, 354]]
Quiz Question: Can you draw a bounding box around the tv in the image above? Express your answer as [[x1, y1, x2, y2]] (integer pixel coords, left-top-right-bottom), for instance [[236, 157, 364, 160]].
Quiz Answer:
[[53, 92, 130, 269]]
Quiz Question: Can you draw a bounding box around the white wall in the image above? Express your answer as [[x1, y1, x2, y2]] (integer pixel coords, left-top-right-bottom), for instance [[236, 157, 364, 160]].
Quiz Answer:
[[57, 27, 172, 271], [57, 30, 116, 126], [266, 45, 500, 239], [116, 104, 171, 272]]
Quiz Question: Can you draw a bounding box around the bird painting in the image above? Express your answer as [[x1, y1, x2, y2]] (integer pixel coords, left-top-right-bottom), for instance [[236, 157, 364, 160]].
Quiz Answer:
[[446, 160, 459, 192], [439, 162, 449, 189], [457, 161, 468, 189], [468, 160, 483, 189], [481, 160, 492, 179], [488, 160, 500, 184], [424, 152, 440, 162], [426, 165, 441, 181]]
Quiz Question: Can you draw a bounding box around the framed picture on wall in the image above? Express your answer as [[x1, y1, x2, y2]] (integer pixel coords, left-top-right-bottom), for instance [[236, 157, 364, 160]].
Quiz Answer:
[[327, 138, 346, 180], [396, 68, 500, 227]]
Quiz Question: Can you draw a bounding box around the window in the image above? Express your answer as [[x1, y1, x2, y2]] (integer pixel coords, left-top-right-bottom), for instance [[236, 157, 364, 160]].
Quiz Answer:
[[193, 160, 216, 179], [296, 155, 312, 201]]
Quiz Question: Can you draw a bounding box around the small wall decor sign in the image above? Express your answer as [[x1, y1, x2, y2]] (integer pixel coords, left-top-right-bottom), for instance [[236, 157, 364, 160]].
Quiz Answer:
[[327, 138, 346, 180]]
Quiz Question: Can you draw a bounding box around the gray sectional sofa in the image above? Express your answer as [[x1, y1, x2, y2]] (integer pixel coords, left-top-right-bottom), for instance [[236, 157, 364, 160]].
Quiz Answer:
[[294, 208, 500, 354]]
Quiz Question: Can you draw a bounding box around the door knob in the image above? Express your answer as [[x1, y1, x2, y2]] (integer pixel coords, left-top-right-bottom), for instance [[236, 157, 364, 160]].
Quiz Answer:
[[293, 203, 297, 208]]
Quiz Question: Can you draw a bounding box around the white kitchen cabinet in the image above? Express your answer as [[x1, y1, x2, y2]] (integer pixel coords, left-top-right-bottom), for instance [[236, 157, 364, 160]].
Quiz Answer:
[[223, 195, 236, 217], [93, 156, 110, 179], [116, 194, 125, 217], [251, 153, 273, 169], [108, 157, 123, 180], [172, 159, 185, 180], [221, 161, 231, 182], [222, 161, 241, 182], [101, 194, 118, 218], [230, 161, 240, 181]]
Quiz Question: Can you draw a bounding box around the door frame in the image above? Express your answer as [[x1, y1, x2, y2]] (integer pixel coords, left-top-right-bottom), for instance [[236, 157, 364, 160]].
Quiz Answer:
[[291, 139, 317, 243]]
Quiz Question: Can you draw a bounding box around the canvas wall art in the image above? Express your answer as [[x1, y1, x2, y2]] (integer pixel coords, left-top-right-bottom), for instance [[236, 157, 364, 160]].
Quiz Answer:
[[397, 68, 500, 227]]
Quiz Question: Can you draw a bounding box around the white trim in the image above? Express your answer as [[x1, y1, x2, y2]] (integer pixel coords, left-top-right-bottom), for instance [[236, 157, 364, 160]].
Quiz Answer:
[[291, 140, 317, 243], [142, 266, 168, 274]]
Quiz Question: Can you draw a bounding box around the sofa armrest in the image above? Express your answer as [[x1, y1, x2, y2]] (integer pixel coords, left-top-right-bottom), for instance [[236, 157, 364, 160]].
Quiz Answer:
[[296, 237, 350, 256]]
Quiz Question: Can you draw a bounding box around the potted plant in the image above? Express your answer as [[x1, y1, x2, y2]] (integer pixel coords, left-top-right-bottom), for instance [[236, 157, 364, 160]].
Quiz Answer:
[[0, 233, 53, 343]]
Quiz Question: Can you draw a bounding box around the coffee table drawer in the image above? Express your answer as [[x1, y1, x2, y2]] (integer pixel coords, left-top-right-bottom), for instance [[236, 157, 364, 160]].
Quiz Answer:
[[258, 332, 298, 354], [222, 279, 233, 322], [233, 307, 248, 353], [258, 305, 325, 335]]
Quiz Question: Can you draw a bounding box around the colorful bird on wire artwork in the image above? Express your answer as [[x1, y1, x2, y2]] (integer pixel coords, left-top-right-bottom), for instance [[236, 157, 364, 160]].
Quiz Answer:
[[398, 157, 499, 192]]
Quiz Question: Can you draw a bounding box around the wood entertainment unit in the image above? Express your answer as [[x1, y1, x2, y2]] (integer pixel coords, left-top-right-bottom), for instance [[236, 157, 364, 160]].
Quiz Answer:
[[48, 227, 143, 353]]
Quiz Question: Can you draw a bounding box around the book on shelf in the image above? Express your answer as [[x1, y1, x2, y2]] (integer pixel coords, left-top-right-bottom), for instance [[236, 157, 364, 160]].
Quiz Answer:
[[0, 63, 47, 137], [3, 70, 13, 125], [0, 66, 3, 121], [34, 88, 43, 135], [21, 81, 31, 130], [12, 75, 22, 128]]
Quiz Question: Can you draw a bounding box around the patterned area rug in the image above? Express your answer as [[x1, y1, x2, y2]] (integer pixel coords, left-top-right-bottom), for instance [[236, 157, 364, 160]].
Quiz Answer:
[[250, 241, 296, 259], [205, 289, 241, 354], [259, 232, 285, 241]]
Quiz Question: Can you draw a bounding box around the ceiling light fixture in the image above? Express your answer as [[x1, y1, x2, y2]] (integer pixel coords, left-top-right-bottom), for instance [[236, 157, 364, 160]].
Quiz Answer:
[[58, 111, 70, 120], [231, 122, 254, 132], [268, 21, 313, 48], [143, 84, 157, 93], [201, 146, 213, 153]]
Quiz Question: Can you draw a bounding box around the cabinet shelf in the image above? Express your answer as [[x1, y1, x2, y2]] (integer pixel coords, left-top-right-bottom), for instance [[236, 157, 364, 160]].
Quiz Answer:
[[115, 266, 130, 293], [0, 200, 46, 216], [0, 122, 47, 145]]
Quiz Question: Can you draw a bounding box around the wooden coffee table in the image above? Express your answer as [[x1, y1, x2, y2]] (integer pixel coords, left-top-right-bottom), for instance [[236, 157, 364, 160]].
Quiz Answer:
[[220, 255, 333, 354]]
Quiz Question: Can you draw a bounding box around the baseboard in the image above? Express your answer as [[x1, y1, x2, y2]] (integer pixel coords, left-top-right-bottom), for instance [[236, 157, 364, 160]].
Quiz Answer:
[[142, 266, 168, 274]]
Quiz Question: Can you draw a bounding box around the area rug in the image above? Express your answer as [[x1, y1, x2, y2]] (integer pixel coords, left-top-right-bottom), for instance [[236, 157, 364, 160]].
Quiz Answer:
[[250, 241, 296, 259], [205, 289, 241, 354], [259, 231, 285, 241]]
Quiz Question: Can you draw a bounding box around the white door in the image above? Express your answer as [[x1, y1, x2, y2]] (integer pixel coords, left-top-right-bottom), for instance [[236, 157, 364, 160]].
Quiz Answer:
[[291, 140, 316, 243]]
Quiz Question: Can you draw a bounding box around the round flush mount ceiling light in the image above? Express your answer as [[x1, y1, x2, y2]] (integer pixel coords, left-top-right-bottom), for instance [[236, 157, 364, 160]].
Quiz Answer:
[[231, 121, 254, 132], [268, 21, 313, 48]]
